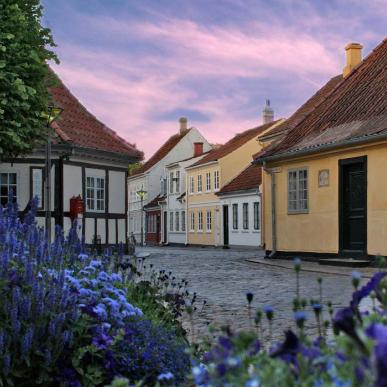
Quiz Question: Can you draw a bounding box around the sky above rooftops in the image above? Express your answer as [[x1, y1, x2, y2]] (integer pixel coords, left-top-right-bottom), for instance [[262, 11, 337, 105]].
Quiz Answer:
[[42, 0, 386, 159]]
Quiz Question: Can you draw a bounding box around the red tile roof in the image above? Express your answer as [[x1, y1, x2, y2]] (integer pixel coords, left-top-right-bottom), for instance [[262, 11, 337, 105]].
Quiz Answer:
[[48, 70, 143, 160], [143, 194, 166, 210], [130, 129, 191, 176], [257, 38, 387, 161], [192, 120, 281, 167], [217, 163, 262, 195]]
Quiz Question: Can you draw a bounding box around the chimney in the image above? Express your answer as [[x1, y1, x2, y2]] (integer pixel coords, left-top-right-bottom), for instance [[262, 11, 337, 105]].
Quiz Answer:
[[194, 142, 203, 157], [179, 117, 188, 134], [262, 99, 274, 124], [343, 42, 363, 78]]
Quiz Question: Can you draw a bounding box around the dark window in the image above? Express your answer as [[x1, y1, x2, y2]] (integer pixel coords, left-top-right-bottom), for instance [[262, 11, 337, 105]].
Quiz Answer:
[[232, 204, 238, 230]]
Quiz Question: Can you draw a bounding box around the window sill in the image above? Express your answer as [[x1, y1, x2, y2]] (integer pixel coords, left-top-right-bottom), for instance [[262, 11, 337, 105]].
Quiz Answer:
[[206, 230, 212, 233], [242, 230, 249, 233], [252, 230, 260, 233], [231, 230, 239, 233], [197, 230, 203, 233], [288, 210, 309, 215]]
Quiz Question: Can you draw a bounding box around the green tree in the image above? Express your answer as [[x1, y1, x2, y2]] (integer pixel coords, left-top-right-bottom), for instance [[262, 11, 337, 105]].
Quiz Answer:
[[0, 0, 58, 159]]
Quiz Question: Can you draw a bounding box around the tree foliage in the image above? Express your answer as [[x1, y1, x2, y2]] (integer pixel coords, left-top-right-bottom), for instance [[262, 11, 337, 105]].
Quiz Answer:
[[0, 0, 58, 159]]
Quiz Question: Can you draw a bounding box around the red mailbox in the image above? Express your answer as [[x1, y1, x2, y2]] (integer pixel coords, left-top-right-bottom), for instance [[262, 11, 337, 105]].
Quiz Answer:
[[70, 195, 84, 220]]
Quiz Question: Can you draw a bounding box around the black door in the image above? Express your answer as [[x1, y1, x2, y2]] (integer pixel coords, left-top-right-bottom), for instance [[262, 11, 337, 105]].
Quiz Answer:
[[339, 157, 367, 256], [223, 205, 229, 247], [163, 212, 167, 244]]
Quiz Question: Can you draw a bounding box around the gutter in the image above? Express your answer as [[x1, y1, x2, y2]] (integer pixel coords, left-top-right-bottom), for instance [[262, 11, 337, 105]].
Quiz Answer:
[[185, 160, 218, 170], [263, 161, 277, 258], [255, 130, 387, 165]]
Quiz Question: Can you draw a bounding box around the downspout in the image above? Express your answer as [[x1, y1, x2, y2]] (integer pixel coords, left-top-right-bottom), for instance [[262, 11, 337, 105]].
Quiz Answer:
[[263, 161, 277, 258], [185, 173, 189, 245]]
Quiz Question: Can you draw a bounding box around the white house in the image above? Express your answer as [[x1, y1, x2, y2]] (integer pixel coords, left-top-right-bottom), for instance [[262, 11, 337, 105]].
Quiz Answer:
[[128, 117, 212, 245], [164, 145, 210, 245], [216, 163, 262, 247], [0, 71, 143, 246]]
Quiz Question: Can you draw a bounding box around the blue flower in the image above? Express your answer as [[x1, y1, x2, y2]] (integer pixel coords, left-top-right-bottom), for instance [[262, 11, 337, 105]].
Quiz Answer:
[[351, 271, 387, 308], [246, 379, 260, 387], [366, 323, 387, 387], [157, 371, 174, 381]]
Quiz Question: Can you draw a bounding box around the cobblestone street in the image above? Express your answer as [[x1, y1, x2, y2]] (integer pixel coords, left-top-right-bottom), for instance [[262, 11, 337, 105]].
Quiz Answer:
[[137, 246, 371, 341]]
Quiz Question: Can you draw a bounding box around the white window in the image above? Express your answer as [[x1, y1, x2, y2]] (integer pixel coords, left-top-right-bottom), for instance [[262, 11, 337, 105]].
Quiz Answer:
[[288, 169, 308, 213], [147, 214, 157, 233], [206, 210, 212, 231], [169, 211, 174, 231], [0, 173, 17, 206], [175, 211, 180, 231], [214, 170, 220, 190], [169, 172, 174, 194], [182, 211, 186, 232], [254, 202, 260, 230], [161, 178, 167, 196], [190, 212, 195, 231], [243, 203, 249, 230], [86, 176, 105, 212], [175, 171, 180, 193], [189, 176, 195, 194], [197, 175, 202, 192], [232, 203, 238, 230], [198, 211, 203, 231], [206, 172, 211, 191]]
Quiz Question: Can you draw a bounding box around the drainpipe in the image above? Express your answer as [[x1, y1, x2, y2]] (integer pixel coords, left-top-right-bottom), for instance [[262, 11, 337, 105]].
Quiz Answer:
[[185, 173, 189, 246], [263, 161, 277, 258]]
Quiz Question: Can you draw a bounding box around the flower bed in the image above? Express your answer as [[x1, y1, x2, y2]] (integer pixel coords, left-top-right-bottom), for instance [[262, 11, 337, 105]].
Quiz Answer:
[[0, 200, 190, 386]]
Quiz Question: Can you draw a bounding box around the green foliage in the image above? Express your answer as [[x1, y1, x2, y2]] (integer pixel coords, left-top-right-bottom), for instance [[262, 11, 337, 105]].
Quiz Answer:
[[128, 162, 143, 176], [0, 0, 58, 158]]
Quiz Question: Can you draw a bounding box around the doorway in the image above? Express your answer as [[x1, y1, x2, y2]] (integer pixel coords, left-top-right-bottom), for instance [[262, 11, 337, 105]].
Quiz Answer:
[[223, 205, 229, 247], [339, 157, 367, 256]]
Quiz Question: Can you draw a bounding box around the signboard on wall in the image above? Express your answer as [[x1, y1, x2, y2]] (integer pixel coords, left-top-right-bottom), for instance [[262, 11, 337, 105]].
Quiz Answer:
[[318, 169, 330, 187]]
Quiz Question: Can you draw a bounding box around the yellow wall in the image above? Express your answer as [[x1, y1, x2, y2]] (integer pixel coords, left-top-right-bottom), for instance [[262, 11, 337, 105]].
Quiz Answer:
[[263, 141, 387, 256], [187, 206, 219, 245]]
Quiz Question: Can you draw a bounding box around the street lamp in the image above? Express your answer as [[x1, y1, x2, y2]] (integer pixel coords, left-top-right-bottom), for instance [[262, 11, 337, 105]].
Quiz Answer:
[[43, 106, 63, 243], [137, 187, 147, 246]]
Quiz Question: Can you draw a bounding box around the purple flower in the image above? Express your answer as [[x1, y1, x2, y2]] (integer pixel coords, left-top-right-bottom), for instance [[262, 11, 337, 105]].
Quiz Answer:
[[351, 271, 387, 309], [263, 305, 274, 320], [271, 330, 299, 359], [366, 323, 387, 387], [92, 332, 113, 350], [157, 372, 174, 381]]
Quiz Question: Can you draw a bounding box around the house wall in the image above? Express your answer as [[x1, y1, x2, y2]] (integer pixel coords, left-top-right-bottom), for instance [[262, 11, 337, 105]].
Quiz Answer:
[[128, 127, 212, 242], [0, 156, 128, 246], [263, 141, 387, 256], [220, 192, 261, 247]]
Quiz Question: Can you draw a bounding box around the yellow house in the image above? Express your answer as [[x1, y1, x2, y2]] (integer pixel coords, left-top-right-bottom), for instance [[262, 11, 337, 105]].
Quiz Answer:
[[186, 118, 283, 246], [256, 39, 387, 260]]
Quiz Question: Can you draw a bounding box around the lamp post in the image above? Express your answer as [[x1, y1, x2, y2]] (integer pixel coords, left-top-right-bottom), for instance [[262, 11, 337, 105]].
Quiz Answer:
[[44, 106, 63, 243], [137, 187, 147, 246]]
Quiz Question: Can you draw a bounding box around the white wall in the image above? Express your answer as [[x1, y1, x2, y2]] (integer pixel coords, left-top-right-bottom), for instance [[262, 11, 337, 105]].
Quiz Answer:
[[220, 192, 261, 247], [63, 164, 82, 211], [109, 170, 126, 213]]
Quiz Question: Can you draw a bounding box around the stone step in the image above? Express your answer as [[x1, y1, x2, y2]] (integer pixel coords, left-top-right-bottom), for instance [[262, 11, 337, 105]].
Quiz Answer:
[[318, 258, 371, 268]]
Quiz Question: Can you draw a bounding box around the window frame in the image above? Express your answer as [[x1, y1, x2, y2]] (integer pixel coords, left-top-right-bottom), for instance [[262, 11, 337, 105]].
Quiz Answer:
[[214, 170, 220, 191], [175, 170, 180, 193], [206, 172, 211, 192], [169, 211, 174, 231], [0, 172, 18, 207], [189, 176, 195, 194], [288, 168, 309, 214], [197, 174, 203, 193], [232, 203, 238, 230], [190, 212, 195, 232], [86, 175, 105, 213], [181, 210, 186, 232], [175, 211, 180, 231], [198, 211, 203, 232], [243, 203, 249, 230], [206, 210, 212, 232], [253, 202, 260, 230], [169, 171, 174, 194]]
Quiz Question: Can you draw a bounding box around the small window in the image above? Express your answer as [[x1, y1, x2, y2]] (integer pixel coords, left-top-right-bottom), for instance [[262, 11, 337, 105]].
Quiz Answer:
[[206, 172, 211, 191], [86, 176, 105, 212], [170, 211, 174, 231], [232, 203, 238, 230], [254, 202, 260, 230], [169, 172, 174, 194], [189, 176, 195, 194], [175, 171, 180, 193], [288, 168, 308, 213], [214, 171, 220, 190], [175, 211, 180, 231], [197, 175, 202, 192], [0, 173, 17, 206], [243, 203, 249, 230], [206, 210, 212, 231], [190, 212, 195, 231], [182, 211, 186, 232], [198, 211, 203, 231]]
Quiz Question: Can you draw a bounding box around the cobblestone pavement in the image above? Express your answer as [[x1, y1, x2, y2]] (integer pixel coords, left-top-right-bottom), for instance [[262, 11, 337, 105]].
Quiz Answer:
[[136, 246, 372, 342]]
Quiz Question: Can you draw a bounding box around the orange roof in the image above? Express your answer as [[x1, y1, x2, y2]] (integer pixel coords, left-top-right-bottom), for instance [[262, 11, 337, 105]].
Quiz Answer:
[[217, 163, 262, 195], [49, 70, 143, 160], [130, 129, 191, 176], [192, 120, 281, 167], [257, 38, 387, 161]]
